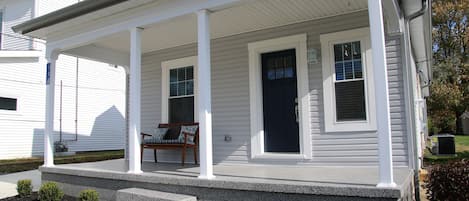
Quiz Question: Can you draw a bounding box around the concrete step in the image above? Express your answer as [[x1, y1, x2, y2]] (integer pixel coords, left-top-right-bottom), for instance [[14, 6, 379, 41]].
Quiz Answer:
[[116, 188, 197, 201]]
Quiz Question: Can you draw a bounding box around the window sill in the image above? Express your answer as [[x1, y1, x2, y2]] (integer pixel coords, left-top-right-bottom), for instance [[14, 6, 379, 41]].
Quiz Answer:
[[251, 153, 308, 161], [325, 122, 377, 133]]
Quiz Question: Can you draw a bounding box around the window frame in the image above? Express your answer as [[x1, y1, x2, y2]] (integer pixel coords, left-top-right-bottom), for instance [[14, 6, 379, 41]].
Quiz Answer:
[[0, 93, 21, 115], [320, 27, 377, 132], [161, 56, 198, 123]]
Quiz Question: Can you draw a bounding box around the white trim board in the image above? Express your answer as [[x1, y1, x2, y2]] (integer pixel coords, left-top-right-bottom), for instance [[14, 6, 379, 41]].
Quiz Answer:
[[248, 34, 312, 160], [161, 56, 198, 123]]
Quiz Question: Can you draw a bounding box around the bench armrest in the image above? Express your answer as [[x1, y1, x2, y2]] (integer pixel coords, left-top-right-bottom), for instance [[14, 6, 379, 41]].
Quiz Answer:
[[141, 132, 152, 144]]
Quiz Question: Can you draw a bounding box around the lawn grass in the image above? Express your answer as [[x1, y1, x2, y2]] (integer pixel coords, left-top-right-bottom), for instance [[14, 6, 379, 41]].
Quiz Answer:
[[424, 135, 469, 165], [0, 150, 124, 174]]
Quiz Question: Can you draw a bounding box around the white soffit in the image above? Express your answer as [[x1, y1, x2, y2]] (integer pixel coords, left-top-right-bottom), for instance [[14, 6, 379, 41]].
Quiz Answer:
[[90, 0, 368, 54]]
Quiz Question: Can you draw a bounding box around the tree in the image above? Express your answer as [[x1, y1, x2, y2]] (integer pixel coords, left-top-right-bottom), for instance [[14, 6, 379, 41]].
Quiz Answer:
[[428, 0, 469, 133]]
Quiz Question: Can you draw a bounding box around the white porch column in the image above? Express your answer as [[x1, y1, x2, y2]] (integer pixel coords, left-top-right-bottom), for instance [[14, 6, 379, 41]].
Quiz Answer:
[[127, 27, 143, 174], [44, 50, 58, 167], [368, 0, 396, 187], [197, 9, 215, 179]]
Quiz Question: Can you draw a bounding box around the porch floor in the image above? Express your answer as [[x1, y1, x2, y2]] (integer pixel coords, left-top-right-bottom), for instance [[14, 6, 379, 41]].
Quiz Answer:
[[40, 159, 413, 200]]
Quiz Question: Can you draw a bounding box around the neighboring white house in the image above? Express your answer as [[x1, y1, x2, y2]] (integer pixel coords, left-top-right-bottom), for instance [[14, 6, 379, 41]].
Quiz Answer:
[[0, 0, 126, 159], [12, 0, 433, 200]]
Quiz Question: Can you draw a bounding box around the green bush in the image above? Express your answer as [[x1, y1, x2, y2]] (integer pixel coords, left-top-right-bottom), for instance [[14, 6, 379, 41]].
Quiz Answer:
[[78, 189, 99, 201], [16, 179, 32, 198], [38, 182, 64, 201], [426, 159, 469, 201]]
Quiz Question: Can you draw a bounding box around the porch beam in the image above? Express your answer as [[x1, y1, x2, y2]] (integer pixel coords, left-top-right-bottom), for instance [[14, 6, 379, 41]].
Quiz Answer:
[[197, 9, 215, 180], [127, 27, 143, 174], [44, 49, 59, 167], [368, 0, 397, 188], [63, 44, 130, 68], [45, 0, 242, 52]]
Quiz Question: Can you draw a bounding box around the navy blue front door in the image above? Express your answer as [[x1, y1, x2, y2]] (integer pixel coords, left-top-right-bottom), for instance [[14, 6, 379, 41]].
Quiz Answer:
[[261, 49, 300, 153]]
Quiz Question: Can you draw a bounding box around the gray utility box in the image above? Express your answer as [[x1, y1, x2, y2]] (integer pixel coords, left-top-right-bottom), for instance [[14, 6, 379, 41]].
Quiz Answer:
[[434, 134, 456, 155]]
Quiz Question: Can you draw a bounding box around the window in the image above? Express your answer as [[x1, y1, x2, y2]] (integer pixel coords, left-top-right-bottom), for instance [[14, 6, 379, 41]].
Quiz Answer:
[[0, 97, 17, 111], [333, 41, 366, 121], [161, 56, 197, 123], [168, 66, 194, 123], [320, 28, 376, 132]]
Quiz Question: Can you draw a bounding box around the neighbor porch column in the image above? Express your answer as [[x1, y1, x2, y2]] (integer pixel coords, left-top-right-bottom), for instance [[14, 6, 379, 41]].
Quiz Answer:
[[44, 50, 58, 167], [127, 27, 143, 174], [368, 0, 396, 187], [197, 9, 215, 179]]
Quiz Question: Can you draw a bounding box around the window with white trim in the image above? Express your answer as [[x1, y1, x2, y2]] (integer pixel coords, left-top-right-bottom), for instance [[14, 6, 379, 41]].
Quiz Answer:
[[168, 66, 194, 123], [161, 56, 197, 123], [320, 28, 376, 132], [333, 41, 366, 121]]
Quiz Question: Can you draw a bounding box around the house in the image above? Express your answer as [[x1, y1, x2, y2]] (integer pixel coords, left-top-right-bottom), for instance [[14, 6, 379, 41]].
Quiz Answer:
[[461, 112, 469, 135], [0, 0, 126, 159], [13, 0, 432, 200]]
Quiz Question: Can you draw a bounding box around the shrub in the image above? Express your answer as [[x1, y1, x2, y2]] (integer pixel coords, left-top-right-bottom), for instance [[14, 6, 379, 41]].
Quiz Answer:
[[38, 182, 64, 201], [78, 189, 99, 201], [16, 179, 32, 198], [426, 159, 469, 201]]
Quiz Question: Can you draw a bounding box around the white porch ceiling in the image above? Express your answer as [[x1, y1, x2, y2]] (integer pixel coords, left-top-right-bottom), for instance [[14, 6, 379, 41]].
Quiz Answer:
[[88, 0, 368, 54]]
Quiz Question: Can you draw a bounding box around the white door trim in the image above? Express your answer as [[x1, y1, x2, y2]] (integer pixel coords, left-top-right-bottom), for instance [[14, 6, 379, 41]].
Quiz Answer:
[[161, 56, 198, 123], [248, 34, 311, 160]]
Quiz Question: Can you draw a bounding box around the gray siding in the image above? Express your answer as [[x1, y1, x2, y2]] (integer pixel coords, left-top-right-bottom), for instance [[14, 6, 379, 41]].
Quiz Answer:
[[1, 0, 33, 50], [141, 11, 409, 166]]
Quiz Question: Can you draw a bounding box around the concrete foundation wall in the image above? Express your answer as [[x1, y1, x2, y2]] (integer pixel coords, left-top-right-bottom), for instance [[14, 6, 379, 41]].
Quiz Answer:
[[43, 173, 401, 201]]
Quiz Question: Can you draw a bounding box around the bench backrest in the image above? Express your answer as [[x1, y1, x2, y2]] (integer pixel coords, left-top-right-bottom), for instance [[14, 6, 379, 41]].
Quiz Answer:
[[157, 122, 199, 143]]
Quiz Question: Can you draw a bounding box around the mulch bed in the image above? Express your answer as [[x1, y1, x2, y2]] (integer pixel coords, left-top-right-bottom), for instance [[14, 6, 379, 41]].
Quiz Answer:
[[1, 192, 75, 201]]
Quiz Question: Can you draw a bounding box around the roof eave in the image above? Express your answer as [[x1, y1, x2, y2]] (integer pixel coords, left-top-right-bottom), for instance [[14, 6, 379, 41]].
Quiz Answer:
[[12, 0, 128, 35]]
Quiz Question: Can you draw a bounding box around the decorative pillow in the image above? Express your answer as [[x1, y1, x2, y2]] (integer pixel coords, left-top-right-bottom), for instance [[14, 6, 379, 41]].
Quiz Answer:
[[163, 126, 181, 140], [152, 128, 169, 139], [178, 125, 198, 144]]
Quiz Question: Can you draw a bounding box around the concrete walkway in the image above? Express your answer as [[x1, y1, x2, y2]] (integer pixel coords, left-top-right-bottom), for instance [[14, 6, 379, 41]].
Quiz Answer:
[[0, 170, 41, 199]]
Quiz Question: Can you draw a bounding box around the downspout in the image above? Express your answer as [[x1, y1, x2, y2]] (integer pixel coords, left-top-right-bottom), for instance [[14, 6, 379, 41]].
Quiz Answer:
[[402, 0, 430, 200], [405, 0, 430, 169]]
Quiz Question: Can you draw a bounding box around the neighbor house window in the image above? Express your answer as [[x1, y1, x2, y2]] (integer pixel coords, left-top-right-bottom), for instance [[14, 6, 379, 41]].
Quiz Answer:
[[0, 97, 17, 111], [320, 28, 376, 132], [161, 56, 197, 123]]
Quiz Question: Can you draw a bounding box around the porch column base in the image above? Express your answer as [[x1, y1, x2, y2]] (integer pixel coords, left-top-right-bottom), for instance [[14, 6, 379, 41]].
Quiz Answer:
[[376, 182, 397, 188], [197, 175, 216, 180], [127, 170, 143, 174]]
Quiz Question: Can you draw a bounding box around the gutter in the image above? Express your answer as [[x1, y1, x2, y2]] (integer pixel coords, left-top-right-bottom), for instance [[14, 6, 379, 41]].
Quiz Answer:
[[12, 0, 128, 35], [405, 0, 433, 91], [407, 0, 428, 20]]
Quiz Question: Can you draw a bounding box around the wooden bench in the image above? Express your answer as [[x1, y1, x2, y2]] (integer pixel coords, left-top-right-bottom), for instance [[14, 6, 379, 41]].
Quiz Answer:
[[141, 122, 199, 166]]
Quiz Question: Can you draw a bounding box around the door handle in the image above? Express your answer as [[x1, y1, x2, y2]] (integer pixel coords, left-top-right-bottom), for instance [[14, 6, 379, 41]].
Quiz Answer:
[[295, 97, 299, 123]]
